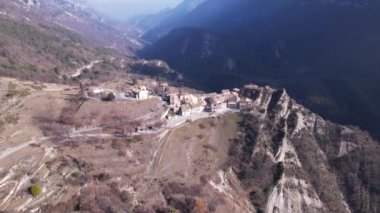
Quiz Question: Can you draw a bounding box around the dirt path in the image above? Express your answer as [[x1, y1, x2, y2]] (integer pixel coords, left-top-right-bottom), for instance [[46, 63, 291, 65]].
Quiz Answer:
[[68, 109, 159, 136], [148, 129, 176, 177], [0, 137, 50, 160]]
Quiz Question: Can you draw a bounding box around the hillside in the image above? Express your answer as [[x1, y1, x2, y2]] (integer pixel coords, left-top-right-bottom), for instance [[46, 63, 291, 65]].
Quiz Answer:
[[0, 77, 378, 212], [142, 0, 380, 140], [0, 16, 98, 81], [0, 0, 139, 53], [0, 0, 146, 84]]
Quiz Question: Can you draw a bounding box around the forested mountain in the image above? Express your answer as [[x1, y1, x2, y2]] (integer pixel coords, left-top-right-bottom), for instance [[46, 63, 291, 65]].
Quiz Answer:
[[0, 0, 140, 54], [142, 0, 380, 139], [130, 0, 206, 42], [0, 0, 137, 82]]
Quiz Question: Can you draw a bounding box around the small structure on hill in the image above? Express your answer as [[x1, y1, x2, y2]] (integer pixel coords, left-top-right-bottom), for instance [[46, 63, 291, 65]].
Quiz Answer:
[[239, 98, 254, 111], [179, 94, 206, 116], [160, 82, 169, 91], [180, 103, 204, 116], [227, 96, 240, 109], [205, 94, 227, 113], [136, 86, 150, 100], [169, 93, 181, 112]]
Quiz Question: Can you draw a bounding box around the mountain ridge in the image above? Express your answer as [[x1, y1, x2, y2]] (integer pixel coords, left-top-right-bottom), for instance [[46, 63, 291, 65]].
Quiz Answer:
[[1, 0, 138, 54], [142, 0, 380, 140]]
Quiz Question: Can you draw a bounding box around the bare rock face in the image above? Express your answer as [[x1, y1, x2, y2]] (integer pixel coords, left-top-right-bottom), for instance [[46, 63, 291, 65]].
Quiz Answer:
[[228, 85, 380, 213]]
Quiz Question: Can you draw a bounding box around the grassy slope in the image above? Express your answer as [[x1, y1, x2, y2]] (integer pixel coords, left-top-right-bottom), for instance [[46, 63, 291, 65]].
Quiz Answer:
[[0, 17, 111, 82]]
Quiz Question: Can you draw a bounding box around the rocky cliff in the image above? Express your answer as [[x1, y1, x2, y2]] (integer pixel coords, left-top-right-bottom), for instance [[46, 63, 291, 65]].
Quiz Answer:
[[226, 85, 380, 212]]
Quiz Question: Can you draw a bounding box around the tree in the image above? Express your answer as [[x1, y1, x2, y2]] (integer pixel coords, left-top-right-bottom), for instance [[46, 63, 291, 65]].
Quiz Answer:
[[29, 184, 42, 197], [193, 197, 208, 213], [102, 92, 115, 101], [131, 78, 137, 86]]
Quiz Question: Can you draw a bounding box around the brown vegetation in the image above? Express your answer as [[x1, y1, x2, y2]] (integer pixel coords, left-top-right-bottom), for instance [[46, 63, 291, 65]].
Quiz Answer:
[[226, 114, 286, 211]]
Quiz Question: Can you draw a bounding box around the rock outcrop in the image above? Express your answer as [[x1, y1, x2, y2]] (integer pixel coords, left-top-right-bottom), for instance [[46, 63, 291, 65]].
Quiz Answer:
[[227, 85, 380, 213]]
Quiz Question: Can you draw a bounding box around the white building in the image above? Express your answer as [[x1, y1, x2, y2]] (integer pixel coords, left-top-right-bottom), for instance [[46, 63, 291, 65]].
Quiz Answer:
[[136, 86, 150, 100], [180, 104, 205, 116], [180, 94, 199, 104]]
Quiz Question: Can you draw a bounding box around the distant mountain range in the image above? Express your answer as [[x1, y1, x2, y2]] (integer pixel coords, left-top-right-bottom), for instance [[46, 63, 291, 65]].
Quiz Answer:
[[1, 0, 140, 54], [129, 0, 207, 42], [0, 0, 133, 82], [141, 0, 380, 140]]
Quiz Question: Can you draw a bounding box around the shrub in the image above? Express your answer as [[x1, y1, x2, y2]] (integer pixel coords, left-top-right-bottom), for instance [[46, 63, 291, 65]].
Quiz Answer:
[[202, 144, 218, 152], [29, 184, 42, 197], [0, 119, 4, 132], [94, 173, 110, 182], [118, 150, 126, 157], [198, 123, 206, 129], [62, 75, 68, 81], [102, 92, 115, 101], [197, 134, 205, 140], [131, 78, 137, 85], [194, 197, 208, 213], [209, 121, 216, 127], [6, 82, 17, 98], [272, 162, 284, 185], [5, 114, 19, 124], [19, 90, 30, 97]]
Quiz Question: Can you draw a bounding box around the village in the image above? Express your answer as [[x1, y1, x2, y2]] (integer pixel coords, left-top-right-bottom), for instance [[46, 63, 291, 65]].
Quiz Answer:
[[81, 79, 260, 134]]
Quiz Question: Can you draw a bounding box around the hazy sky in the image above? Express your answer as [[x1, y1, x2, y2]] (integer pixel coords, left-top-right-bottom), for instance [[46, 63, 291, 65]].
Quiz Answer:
[[88, 0, 182, 20]]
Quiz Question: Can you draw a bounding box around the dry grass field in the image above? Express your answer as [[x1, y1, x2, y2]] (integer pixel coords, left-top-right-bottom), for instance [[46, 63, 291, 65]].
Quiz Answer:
[[75, 98, 161, 127], [0, 77, 252, 212]]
